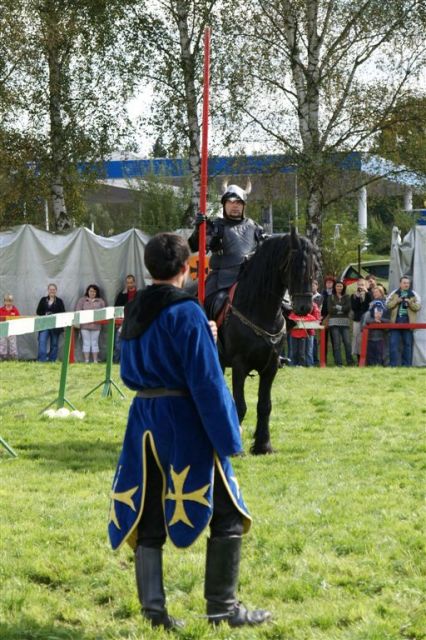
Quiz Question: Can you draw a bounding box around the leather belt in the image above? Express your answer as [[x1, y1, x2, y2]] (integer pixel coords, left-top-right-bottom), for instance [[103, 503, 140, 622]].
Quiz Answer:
[[136, 388, 189, 398]]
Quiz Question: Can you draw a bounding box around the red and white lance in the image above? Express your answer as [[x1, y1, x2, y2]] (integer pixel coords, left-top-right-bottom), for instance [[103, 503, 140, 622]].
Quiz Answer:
[[197, 27, 210, 304]]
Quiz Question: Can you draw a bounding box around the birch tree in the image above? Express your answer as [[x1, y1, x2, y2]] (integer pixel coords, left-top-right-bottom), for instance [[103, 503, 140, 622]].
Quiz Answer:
[[0, 0, 138, 230], [131, 0, 224, 221], [225, 0, 426, 244]]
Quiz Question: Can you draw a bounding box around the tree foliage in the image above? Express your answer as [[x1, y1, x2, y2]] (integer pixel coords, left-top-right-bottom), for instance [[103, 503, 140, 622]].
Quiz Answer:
[[0, 0, 138, 230], [372, 95, 426, 176], [1, 0, 425, 241], [221, 0, 426, 245], [321, 208, 366, 278], [129, 0, 245, 222]]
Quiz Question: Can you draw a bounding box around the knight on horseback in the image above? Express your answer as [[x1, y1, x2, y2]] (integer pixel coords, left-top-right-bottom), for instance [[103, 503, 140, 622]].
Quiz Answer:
[[188, 180, 265, 320]]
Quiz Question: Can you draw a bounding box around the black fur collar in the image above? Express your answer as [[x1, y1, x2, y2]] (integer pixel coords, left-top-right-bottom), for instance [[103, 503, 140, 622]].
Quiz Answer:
[[120, 284, 198, 340]]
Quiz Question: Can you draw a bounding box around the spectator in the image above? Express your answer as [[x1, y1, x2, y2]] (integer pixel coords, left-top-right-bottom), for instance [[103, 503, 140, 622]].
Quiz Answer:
[[289, 304, 319, 366], [375, 283, 387, 297], [321, 275, 336, 364], [306, 301, 321, 366], [320, 275, 335, 318], [311, 280, 323, 365], [312, 279, 323, 309], [279, 293, 293, 366], [75, 284, 106, 363], [327, 280, 353, 366], [350, 278, 372, 363], [113, 274, 138, 363], [365, 274, 377, 296], [386, 276, 421, 367], [0, 293, 20, 360], [362, 286, 390, 366], [36, 284, 65, 362]]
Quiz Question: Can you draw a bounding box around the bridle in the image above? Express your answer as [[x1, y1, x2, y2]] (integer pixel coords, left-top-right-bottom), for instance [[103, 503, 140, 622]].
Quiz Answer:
[[228, 304, 285, 376], [229, 304, 286, 346]]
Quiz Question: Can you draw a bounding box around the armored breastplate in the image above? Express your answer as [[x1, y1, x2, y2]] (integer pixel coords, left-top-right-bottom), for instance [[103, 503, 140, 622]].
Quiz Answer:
[[210, 219, 258, 270]]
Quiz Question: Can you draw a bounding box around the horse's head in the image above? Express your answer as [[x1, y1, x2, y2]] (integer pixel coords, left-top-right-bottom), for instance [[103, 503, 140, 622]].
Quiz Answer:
[[287, 227, 320, 315]]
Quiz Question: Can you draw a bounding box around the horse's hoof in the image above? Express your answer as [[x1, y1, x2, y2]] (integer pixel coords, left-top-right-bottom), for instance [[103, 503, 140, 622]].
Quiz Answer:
[[250, 443, 274, 455]]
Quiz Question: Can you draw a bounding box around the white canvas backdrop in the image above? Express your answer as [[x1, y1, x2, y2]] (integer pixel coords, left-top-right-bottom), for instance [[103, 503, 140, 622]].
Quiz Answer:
[[0, 225, 151, 360], [389, 225, 426, 366]]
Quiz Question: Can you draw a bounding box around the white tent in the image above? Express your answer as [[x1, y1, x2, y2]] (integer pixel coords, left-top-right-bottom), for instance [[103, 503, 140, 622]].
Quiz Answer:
[[0, 225, 151, 360], [389, 224, 426, 366]]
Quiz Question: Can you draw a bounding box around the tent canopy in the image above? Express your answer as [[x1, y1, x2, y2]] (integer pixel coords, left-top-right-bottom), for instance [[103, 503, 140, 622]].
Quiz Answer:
[[389, 225, 426, 366], [0, 225, 151, 359]]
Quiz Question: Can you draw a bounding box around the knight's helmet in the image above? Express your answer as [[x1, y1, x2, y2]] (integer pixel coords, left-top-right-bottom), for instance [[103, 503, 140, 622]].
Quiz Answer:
[[221, 179, 252, 217]]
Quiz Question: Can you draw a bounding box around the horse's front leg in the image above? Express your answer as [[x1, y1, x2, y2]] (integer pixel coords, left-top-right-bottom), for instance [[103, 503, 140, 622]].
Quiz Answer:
[[231, 359, 248, 424], [251, 361, 277, 455]]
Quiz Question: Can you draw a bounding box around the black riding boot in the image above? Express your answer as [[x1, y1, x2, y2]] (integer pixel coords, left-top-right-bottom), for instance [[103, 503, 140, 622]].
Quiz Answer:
[[204, 536, 271, 626], [135, 545, 184, 630]]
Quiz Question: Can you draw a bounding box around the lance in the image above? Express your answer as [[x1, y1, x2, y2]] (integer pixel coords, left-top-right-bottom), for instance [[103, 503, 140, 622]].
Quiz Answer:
[[197, 26, 210, 303]]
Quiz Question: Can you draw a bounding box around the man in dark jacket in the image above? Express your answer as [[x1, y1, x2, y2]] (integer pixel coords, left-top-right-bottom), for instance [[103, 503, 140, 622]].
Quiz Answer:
[[188, 181, 264, 319], [113, 274, 138, 363]]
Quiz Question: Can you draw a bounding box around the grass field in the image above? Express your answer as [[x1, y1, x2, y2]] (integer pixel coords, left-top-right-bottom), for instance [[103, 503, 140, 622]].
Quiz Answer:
[[0, 362, 425, 640]]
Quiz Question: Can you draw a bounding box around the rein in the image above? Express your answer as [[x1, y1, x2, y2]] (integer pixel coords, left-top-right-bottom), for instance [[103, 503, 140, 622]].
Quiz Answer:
[[229, 304, 286, 345]]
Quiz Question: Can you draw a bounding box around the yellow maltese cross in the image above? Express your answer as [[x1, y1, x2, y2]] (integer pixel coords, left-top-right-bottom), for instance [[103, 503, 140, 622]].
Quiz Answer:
[[109, 485, 138, 530], [166, 466, 210, 528]]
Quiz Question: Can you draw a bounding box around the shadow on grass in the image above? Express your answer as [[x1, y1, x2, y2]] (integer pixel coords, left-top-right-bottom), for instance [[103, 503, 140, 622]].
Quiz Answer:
[[0, 619, 90, 640], [17, 440, 120, 472], [0, 392, 59, 411]]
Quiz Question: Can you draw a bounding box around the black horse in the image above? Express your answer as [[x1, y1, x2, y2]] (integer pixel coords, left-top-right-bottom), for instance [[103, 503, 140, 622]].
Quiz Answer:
[[218, 228, 319, 455]]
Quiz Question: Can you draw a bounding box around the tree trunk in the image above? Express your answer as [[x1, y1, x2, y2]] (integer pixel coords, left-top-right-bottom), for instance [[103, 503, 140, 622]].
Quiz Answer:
[[51, 177, 70, 231], [47, 43, 72, 231], [306, 175, 323, 245], [175, 0, 201, 223], [282, 2, 323, 246]]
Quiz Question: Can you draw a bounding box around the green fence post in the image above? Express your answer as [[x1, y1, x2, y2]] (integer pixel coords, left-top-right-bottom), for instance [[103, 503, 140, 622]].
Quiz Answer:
[[84, 318, 124, 399], [41, 325, 78, 412], [0, 435, 18, 458]]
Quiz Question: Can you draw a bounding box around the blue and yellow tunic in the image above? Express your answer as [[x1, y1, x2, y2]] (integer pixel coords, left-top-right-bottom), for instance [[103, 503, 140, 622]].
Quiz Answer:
[[108, 287, 251, 550]]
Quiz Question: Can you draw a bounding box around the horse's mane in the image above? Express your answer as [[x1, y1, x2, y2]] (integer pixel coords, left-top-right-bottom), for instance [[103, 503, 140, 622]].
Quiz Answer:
[[236, 233, 319, 313], [236, 234, 292, 312]]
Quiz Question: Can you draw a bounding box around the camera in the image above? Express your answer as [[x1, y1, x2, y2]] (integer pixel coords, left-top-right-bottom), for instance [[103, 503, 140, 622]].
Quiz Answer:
[[357, 287, 363, 293], [401, 299, 408, 309]]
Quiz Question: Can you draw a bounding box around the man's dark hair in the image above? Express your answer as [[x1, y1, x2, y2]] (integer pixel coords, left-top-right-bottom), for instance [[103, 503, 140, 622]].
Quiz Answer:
[[144, 233, 190, 280]]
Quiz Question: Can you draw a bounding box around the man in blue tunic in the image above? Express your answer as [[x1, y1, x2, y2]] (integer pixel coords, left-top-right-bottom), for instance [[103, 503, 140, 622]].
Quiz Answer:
[[108, 232, 270, 630]]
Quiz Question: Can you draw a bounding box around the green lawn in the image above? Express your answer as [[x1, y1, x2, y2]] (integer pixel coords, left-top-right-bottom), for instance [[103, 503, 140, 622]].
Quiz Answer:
[[0, 362, 425, 640]]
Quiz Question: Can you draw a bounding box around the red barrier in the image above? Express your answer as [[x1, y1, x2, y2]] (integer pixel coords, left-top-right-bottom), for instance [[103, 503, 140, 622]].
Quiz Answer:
[[359, 322, 426, 367]]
